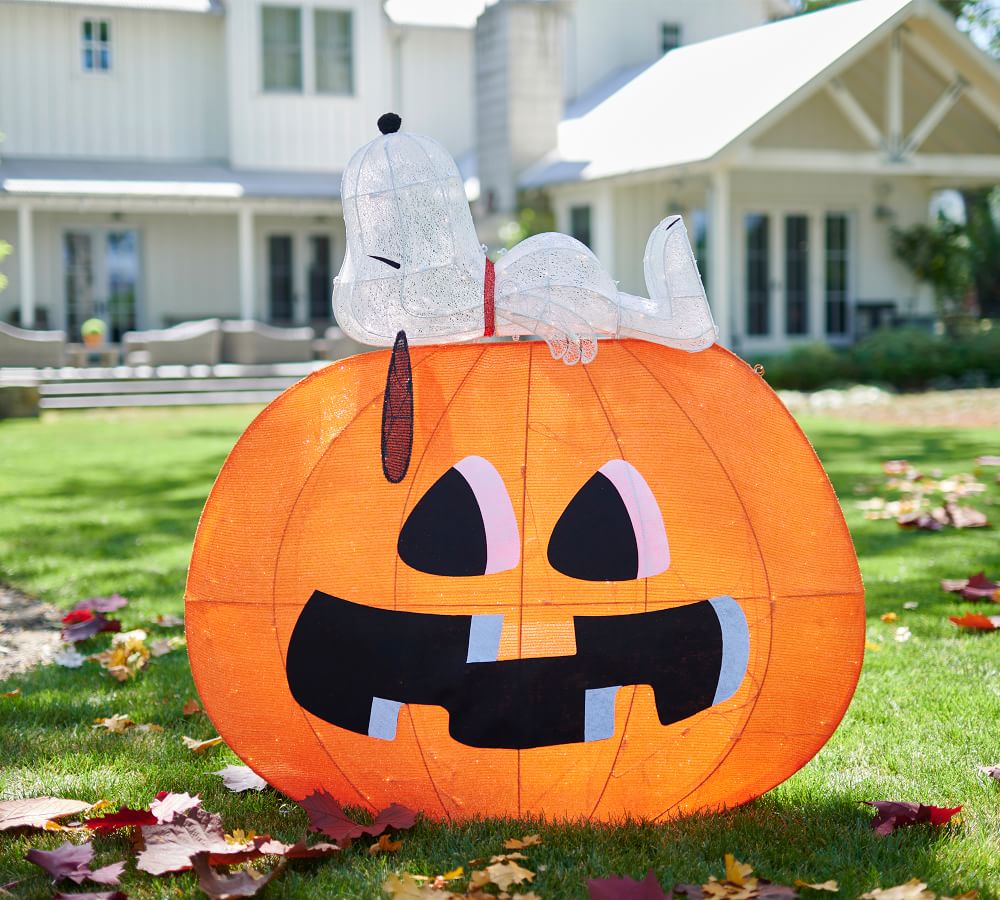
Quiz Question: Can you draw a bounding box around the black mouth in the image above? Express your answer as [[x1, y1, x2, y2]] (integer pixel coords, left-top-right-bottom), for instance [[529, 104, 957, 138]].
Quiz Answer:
[[286, 591, 748, 750], [369, 254, 401, 269]]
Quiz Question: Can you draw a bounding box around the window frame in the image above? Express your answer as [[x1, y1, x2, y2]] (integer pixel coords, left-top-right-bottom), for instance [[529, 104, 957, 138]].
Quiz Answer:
[[660, 22, 682, 54], [313, 7, 354, 96], [569, 204, 593, 250], [261, 4, 305, 94], [80, 17, 113, 74]]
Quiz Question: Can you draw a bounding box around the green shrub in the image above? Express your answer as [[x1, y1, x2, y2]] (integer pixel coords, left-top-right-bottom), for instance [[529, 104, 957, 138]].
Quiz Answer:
[[753, 342, 854, 391], [848, 327, 960, 390]]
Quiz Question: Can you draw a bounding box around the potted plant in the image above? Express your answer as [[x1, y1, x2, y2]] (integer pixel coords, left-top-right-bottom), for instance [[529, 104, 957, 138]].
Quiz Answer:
[[81, 318, 107, 347]]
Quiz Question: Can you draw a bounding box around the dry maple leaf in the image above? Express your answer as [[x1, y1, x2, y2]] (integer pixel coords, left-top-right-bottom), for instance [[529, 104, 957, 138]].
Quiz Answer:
[[182, 734, 225, 753], [155, 613, 184, 627], [795, 881, 838, 892], [1, 689, 20, 698], [485, 858, 535, 890], [979, 764, 1000, 782], [191, 851, 285, 899], [865, 801, 962, 835], [369, 834, 403, 854], [880, 612, 899, 623], [150, 638, 172, 657], [724, 854, 753, 886], [182, 697, 203, 716], [865, 640, 882, 652], [504, 834, 542, 849], [93, 715, 135, 734], [53, 648, 87, 668], [73, 595, 129, 614], [52, 892, 127, 900], [587, 868, 671, 899], [62, 611, 121, 643], [384, 872, 438, 899], [214, 765, 268, 793], [942, 572, 1000, 602], [949, 613, 999, 631], [298, 790, 416, 843], [0, 797, 92, 832], [137, 805, 233, 875], [150, 791, 202, 823], [860, 880, 935, 900], [25, 841, 125, 885], [84, 805, 157, 833]]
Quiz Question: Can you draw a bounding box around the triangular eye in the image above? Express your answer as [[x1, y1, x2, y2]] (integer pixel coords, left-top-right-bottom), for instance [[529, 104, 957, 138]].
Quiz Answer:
[[398, 456, 519, 577], [548, 460, 670, 582]]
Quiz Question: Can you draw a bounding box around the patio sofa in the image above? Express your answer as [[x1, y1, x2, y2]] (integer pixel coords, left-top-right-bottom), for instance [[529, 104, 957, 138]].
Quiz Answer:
[[315, 326, 368, 362], [0, 321, 66, 367], [123, 318, 222, 366], [221, 320, 315, 365]]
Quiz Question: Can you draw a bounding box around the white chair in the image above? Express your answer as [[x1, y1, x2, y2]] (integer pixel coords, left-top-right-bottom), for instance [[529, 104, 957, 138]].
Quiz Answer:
[[123, 318, 222, 366], [0, 322, 66, 367], [221, 320, 316, 365]]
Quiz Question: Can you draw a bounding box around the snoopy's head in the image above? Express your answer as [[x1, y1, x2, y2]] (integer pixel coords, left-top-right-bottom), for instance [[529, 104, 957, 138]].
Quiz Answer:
[[333, 113, 486, 344]]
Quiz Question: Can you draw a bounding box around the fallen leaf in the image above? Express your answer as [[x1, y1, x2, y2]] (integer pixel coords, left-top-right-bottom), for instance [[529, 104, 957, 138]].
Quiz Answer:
[[298, 791, 416, 843], [962, 573, 999, 602], [182, 735, 225, 753], [73, 595, 129, 614], [137, 805, 232, 875], [504, 834, 542, 849], [384, 872, 434, 898], [92, 630, 152, 681], [150, 791, 202, 823], [865, 800, 962, 835], [84, 805, 158, 833], [257, 838, 340, 859], [860, 880, 935, 900], [182, 697, 203, 716], [1, 688, 20, 698], [485, 858, 535, 890], [949, 613, 1000, 631], [944, 503, 989, 529], [880, 612, 899, 623], [897, 511, 944, 531], [865, 640, 882, 652], [52, 893, 127, 900], [63, 611, 122, 643], [895, 626, 912, 643], [903, 601, 919, 610], [214, 765, 268, 793], [134, 723, 163, 733], [150, 639, 173, 657], [725, 854, 753, 887], [25, 841, 125, 885], [369, 834, 403, 854], [155, 613, 184, 627], [795, 881, 839, 892], [588, 868, 671, 899], [191, 851, 285, 899], [93, 715, 135, 734], [53, 647, 87, 668], [0, 797, 93, 832], [979, 764, 1000, 781]]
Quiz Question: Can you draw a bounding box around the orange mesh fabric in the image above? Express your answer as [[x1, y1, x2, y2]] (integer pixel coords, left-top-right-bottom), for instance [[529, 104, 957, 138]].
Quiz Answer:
[[186, 341, 864, 822]]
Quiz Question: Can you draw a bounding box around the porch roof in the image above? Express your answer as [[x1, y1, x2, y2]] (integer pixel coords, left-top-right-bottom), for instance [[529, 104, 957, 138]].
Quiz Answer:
[[0, 157, 341, 201], [520, 0, 999, 188], [1, 0, 223, 13]]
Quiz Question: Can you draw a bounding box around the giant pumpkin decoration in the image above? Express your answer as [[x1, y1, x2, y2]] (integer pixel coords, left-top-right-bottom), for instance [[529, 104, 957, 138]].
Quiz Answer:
[[186, 116, 864, 822]]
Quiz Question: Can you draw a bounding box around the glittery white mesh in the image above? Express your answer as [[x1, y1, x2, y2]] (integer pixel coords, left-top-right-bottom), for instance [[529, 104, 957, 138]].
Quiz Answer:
[[333, 128, 717, 361]]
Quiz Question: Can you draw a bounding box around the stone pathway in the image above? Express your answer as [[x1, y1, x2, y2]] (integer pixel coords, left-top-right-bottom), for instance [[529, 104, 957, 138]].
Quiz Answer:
[[0, 584, 62, 680]]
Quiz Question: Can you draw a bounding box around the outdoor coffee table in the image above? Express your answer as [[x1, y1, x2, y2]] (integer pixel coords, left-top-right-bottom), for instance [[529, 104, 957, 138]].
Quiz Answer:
[[66, 343, 121, 367]]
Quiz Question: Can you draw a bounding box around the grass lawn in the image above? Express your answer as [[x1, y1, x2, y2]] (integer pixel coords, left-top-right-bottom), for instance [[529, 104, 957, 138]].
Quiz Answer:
[[1, 405, 998, 898]]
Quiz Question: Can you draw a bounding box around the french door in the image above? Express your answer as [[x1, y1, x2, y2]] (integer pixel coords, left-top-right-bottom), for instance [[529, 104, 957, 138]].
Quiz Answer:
[[740, 210, 853, 344], [267, 232, 334, 326], [63, 229, 141, 342]]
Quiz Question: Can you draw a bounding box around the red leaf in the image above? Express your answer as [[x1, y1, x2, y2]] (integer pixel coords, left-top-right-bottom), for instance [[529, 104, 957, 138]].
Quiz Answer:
[[949, 613, 999, 631], [84, 806, 158, 833], [864, 801, 962, 835], [53, 893, 127, 900], [62, 612, 122, 643], [588, 869, 671, 899], [25, 842, 125, 885], [298, 791, 416, 843], [191, 852, 285, 899], [0, 797, 92, 832], [62, 609, 96, 625], [136, 806, 231, 875], [961, 572, 1000, 601]]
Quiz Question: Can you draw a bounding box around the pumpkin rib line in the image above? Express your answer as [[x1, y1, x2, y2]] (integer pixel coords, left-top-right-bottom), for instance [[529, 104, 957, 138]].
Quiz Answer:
[[390, 344, 492, 823], [581, 355, 642, 822], [268, 347, 446, 812], [619, 343, 776, 822]]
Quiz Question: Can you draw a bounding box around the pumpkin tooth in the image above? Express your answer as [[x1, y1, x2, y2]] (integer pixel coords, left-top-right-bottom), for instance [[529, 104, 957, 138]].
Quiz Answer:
[[367, 697, 403, 741], [584, 686, 622, 742], [466, 614, 504, 664]]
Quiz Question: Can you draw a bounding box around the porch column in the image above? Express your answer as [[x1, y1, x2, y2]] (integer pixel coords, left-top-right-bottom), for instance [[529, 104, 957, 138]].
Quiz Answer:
[[237, 206, 255, 321], [709, 169, 732, 348], [16, 203, 35, 328], [592, 182, 615, 272]]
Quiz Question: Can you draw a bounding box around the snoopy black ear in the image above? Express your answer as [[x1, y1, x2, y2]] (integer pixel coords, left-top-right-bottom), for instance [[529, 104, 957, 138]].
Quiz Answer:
[[381, 330, 413, 484]]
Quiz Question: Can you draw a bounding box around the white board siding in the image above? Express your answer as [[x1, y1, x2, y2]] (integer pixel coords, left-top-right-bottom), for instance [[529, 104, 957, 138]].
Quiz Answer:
[[225, 0, 393, 171], [0, 2, 226, 160], [397, 26, 474, 157]]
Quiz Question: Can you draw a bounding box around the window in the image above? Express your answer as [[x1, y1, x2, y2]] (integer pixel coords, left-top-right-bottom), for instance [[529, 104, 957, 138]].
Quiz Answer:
[[308, 235, 333, 321], [570, 205, 592, 249], [82, 19, 111, 72], [269, 235, 295, 323], [315, 9, 353, 94], [745, 213, 770, 336], [661, 23, 681, 54], [784, 214, 809, 336], [825, 213, 849, 336], [262, 6, 303, 92]]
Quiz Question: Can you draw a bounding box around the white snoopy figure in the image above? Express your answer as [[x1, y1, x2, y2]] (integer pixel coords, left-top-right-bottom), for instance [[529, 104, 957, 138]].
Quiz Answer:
[[333, 113, 717, 364]]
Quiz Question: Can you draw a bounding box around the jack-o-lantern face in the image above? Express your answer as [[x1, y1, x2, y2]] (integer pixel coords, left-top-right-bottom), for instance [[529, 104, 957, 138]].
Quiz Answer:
[[186, 340, 864, 822]]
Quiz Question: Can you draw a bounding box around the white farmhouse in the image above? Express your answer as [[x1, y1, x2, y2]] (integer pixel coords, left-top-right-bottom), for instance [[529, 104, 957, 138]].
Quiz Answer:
[[0, 0, 998, 355]]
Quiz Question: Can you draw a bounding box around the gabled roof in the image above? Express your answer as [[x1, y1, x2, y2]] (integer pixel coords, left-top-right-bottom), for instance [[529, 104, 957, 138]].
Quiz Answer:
[[521, 0, 996, 187], [383, 0, 489, 29], [2, 0, 223, 13]]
